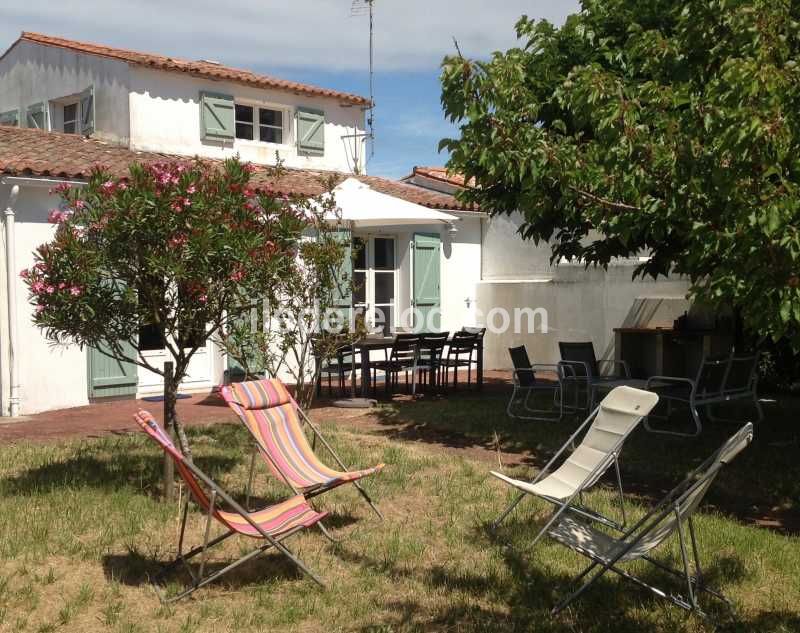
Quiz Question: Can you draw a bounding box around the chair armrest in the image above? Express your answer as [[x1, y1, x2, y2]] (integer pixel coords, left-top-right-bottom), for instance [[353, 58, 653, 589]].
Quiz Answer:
[[645, 375, 696, 393], [597, 359, 630, 378], [530, 363, 564, 380], [558, 360, 589, 380]]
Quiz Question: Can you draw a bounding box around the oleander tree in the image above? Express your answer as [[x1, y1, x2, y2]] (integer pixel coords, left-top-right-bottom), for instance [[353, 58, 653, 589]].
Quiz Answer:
[[23, 157, 319, 462], [440, 0, 800, 348]]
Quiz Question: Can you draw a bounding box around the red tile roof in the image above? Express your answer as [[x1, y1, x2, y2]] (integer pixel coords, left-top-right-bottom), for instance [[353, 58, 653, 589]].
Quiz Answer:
[[410, 166, 473, 188], [0, 126, 473, 210], [8, 32, 371, 107]]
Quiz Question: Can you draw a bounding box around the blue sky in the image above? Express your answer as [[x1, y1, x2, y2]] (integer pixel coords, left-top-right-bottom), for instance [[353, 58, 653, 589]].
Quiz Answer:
[[0, 0, 580, 179]]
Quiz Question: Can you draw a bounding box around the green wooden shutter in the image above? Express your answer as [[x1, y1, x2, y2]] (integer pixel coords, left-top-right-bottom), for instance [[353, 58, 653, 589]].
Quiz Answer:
[[413, 233, 442, 331], [0, 109, 19, 126], [200, 91, 235, 141], [80, 86, 95, 136], [87, 339, 138, 399], [26, 102, 47, 129], [329, 228, 353, 331], [296, 107, 325, 155]]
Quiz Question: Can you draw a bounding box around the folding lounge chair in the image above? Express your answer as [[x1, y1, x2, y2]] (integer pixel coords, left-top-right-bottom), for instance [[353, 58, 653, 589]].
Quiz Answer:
[[491, 386, 659, 542], [548, 423, 753, 618], [133, 410, 327, 603], [220, 379, 384, 519]]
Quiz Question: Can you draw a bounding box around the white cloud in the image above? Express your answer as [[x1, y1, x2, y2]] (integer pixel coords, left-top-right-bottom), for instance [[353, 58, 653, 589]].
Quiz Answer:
[[0, 1, 580, 72]]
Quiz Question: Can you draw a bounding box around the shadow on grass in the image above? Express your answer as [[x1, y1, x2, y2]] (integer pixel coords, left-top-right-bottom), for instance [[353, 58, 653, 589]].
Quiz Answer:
[[102, 544, 308, 592], [362, 390, 800, 534], [0, 452, 239, 497], [345, 521, 784, 633]]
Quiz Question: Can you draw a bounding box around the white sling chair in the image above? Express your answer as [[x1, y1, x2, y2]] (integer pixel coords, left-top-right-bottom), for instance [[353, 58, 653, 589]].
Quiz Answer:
[[548, 423, 753, 618], [491, 386, 659, 543]]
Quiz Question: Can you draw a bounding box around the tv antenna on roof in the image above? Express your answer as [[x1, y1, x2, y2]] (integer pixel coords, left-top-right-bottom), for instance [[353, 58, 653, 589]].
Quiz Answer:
[[342, 0, 375, 174]]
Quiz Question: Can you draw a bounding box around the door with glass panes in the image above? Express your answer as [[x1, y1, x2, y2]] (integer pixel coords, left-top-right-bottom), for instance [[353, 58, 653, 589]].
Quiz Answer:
[[352, 236, 396, 336]]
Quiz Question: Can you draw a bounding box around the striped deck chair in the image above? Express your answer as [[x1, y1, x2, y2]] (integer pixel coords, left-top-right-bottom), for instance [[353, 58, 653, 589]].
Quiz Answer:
[[491, 386, 659, 543], [134, 410, 327, 603], [220, 379, 384, 519]]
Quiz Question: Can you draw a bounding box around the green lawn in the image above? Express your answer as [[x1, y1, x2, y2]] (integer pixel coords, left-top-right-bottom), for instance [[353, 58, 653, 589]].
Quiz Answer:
[[0, 392, 797, 632]]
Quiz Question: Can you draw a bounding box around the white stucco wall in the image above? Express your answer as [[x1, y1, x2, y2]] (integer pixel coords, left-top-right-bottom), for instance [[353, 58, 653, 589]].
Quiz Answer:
[[128, 67, 366, 173], [481, 211, 556, 280], [0, 41, 132, 145], [0, 179, 229, 416], [0, 183, 90, 415]]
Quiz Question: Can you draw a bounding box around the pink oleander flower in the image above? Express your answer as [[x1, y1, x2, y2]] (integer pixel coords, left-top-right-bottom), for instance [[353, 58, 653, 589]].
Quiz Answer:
[[198, 294, 208, 304], [35, 262, 47, 272], [117, 182, 128, 191], [35, 304, 45, 314], [49, 183, 71, 195], [48, 209, 63, 224], [31, 281, 46, 293], [58, 282, 67, 290], [101, 181, 116, 195], [168, 234, 188, 248], [186, 184, 197, 194], [170, 201, 183, 212], [45, 285, 55, 294], [19, 269, 29, 279], [74, 200, 86, 210], [229, 269, 245, 282], [69, 286, 82, 296]]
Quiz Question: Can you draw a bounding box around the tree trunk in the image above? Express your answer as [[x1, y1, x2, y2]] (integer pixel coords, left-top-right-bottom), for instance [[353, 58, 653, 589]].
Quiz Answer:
[[161, 362, 192, 501]]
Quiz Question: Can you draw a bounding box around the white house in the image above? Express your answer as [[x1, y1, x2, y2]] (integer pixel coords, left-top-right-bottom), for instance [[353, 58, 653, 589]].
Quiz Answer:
[[0, 32, 692, 418], [0, 31, 483, 416]]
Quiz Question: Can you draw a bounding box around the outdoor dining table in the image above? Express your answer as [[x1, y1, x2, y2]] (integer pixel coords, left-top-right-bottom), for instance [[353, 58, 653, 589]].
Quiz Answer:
[[345, 333, 484, 397]]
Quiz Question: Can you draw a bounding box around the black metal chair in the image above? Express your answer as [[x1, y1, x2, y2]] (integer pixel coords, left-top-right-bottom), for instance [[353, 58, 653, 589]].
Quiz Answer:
[[442, 332, 480, 390], [507, 346, 564, 421], [370, 335, 421, 396], [417, 332, 450, 391], [645, 352, 762, 437], [558, 341, 630, 410], [314, 339, 359, 397]]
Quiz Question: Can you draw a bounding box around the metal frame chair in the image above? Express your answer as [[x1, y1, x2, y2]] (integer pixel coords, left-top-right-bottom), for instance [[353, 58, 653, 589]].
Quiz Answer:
[[416, 332, 450, 391], [491, 386, 660, 539], [370, 334, 421, 395], [220, 379, 384, 522], [506, 345, 564, 421], [558, 341, 631, 411], [645, 352, 763, 437], [133, 410, 327, 603], [442, 331, 480, 390], [548, 423, 753, 619]]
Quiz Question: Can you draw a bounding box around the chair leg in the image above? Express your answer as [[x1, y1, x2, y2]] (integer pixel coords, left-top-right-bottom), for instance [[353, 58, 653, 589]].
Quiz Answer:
[[492, 491, 526, 529]]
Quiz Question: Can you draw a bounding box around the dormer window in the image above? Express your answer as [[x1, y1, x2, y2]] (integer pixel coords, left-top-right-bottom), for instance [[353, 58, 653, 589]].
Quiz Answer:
[[62, 102, 79, 134], [234, 103, 284, 144]]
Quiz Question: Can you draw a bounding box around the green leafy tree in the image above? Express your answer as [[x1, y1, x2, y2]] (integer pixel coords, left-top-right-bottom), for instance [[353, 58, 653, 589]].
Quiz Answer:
[[441, 0, 800, 347], [23, 158, 311, 460]]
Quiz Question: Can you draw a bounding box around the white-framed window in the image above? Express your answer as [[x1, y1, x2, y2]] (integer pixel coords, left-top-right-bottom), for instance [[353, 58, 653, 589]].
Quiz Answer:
[[62, 101, 79, 134], [234, 102, 285, 144], [353, 235, 397, 336]]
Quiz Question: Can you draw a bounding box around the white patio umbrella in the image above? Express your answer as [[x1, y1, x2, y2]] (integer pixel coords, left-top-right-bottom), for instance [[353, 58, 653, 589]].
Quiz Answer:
[[322, 177, 460, 228]]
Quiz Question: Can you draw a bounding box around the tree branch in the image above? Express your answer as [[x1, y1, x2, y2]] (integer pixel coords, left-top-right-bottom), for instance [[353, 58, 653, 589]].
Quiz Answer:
[[568, 186, 642, 212]]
